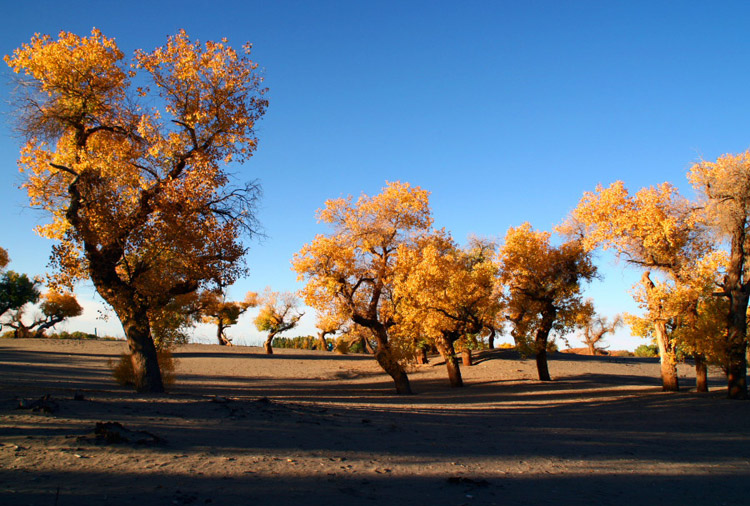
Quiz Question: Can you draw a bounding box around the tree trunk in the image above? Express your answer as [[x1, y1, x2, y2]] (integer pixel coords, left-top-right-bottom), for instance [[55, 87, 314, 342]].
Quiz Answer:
[[317, 331, 328, 351], [461, 349, 472, 366], [363, 337, 375, 354], [435, 336, 463, 388], [487, 327, 495, 349], [725, 288, 749, 399], [415, 346, 428, 364], [368, 327, 411, 394], [534, 307, 555, 381], [653, 320, 679, 391], [535, 346, 551, 381], [122, 309, 164, 393], [217, 323, 232, 346], [695, 353, 708, 393], [587, 341, 597, 356], [264, 332, 275, 354], [374, 347, 411, 394]]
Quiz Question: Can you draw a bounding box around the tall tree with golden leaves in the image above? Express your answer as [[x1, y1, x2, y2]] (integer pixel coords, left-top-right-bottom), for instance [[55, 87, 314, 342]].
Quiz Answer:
[[689, 151, 750, 399], [395, 231, 500, 387], [499, 223, 596, 381], [565, 181, 713, 392], [5, 29, 267, 392], [292, 181, 433, 394]]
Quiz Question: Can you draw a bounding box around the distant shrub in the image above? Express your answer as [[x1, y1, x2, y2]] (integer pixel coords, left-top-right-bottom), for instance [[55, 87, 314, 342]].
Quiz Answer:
[[272, 335, 318, 350], [634, 344, 659, 358], [1, 329, 120, 340], [109, 350, 177, 388], [515, 339, 558, 357]]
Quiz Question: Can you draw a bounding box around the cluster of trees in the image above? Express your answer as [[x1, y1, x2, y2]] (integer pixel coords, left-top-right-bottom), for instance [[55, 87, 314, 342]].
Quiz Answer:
[[292, 182, 600, 394], [6, 29, 749, 399], [0, 247, 82, 338], [294, 174, 750, 399]]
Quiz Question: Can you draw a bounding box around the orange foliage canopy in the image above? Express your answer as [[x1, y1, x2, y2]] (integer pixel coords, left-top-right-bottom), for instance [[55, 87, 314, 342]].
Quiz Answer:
[[293, 181, 433, 394], [5, 29, 267, 392]]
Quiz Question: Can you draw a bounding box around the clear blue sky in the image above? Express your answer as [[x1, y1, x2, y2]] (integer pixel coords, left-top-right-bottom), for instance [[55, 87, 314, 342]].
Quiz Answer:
[[2, 1, 749, 349]]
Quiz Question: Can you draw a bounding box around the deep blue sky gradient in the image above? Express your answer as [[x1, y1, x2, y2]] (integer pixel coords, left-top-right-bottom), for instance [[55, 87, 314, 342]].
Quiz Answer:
[[2, 1, 750, 348]]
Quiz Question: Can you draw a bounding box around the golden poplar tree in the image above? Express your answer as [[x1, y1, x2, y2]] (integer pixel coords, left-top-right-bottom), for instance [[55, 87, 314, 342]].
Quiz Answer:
[[395, 231, 500, 387], [499, 223, 596, 381], [565, 181, 716, 392], [6, 29, 267, 392], [254, 289, 304, 354], [689, 151, 750, 399], [292, 181, 433, 394], [200, 290, 258, 346]]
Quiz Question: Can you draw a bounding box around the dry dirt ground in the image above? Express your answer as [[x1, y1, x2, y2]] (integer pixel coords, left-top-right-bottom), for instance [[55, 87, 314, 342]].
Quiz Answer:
[[1, 338, 749, 506]]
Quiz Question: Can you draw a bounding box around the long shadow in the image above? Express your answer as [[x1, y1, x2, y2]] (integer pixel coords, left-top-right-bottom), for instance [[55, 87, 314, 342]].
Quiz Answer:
[[473, 348, 662, 365], [172, 350, 373, 361], [1, 467, 748, 506]]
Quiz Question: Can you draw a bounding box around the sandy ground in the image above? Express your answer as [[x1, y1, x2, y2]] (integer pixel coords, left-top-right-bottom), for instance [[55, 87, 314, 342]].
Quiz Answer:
[[1, 338, 749, 506]]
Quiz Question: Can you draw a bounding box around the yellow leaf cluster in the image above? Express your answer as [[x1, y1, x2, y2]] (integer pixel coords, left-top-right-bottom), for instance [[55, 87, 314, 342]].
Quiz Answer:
[[5, 28, 267, 312]]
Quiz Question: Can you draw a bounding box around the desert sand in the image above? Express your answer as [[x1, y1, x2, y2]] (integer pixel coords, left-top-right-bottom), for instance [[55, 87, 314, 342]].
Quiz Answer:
[[1, 338, 749, 506]]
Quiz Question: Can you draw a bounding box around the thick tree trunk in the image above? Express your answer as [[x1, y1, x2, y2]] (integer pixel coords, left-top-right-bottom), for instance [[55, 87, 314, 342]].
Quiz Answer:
[[725, 289, 749, 399], [694, 354, 708, 393], [723, 231, 749, 399], [374, 347, 411, 394], [535, 345, 551, 381], [217, 324, 232, 346], [653, 320, 679, 391], [122, 309, 164, 393], [317, 331, 328, 351], [461, 349, 472, 366], [534, 308, 555, 381], [264, 333, 275, 355], [587, 341, 597, 356], [368, 327, 410, 394], [435, 336, 463, 388], [487, 327, 496, 349], [415, 346, 428, 364]]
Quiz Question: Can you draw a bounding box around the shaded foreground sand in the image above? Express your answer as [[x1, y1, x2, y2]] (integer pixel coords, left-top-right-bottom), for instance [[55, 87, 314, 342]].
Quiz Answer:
[[1, 339, 749, 506]]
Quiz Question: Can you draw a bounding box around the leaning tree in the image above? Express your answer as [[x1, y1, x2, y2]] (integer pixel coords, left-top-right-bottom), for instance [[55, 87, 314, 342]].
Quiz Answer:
[[293, 181, 433, 394], [6, 29, 267, 392]]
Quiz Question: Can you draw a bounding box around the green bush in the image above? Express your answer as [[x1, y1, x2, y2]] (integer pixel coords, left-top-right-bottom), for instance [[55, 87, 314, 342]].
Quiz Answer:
[[272, 335, 320, 350], [634, 344, 659, 358]]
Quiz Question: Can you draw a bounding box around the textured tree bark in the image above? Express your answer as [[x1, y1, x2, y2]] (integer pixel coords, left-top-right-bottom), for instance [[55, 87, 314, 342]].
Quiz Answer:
[[122, 310, 164, 393], [217, 324, 233, 346], [264, 332, 276, 354], [435, 337, 463, 388], [653, 320, 679, 391], [352, 316, 411, 394], [587, 341, 597, 356], [374, 347, 411, 394], [725, 289, 748, 399], [723, 231, 749, 399], [534, 308, 555, 382], [694, 354, 708, 393], [535, 346, 551, 382]]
